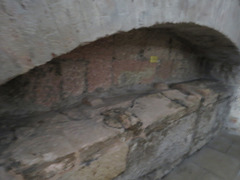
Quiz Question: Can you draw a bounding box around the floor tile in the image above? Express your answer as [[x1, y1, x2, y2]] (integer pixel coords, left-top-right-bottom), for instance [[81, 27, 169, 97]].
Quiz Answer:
[[163, 160, 222, 180], [208, 136, 232, 153], [233, 170, 240, 180], [227, 144, 240, 162], [189, 147, 240, 180]]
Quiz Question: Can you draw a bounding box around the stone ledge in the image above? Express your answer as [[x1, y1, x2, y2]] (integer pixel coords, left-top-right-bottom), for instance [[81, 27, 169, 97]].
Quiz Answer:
[[171, 80, 232, 106]]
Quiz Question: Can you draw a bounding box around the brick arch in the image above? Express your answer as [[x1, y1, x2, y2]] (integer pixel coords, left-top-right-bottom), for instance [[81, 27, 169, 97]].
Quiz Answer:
[[1, 0, 240, 85], [0, 24, 239, 118]]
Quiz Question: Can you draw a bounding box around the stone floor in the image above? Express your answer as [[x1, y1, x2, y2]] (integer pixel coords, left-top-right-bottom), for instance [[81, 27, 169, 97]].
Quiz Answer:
[[163, 132, 240, 180]]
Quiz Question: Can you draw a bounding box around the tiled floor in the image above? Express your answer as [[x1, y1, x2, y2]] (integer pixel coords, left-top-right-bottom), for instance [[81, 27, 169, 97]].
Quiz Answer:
[[163, 132, 240, 180]]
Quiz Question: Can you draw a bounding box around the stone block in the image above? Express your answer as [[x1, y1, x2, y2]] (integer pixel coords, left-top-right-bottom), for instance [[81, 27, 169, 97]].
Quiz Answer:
[[57, 141, 129, 180], [0, 80, 232, 179], [162, 89, 201, 113], [101, 108, 141, 130], [1, 112, 121, 179], [116, 113, 197, 180], [190, 104, 217, 153], [3, 128, 76, 180], [171, 80, 231, 106], [62, 95, 134, 121], [60, 119, 121, 151], [21, 153, 76, 180], [4, 131, 75, 168], [190, 99, 230, 154], [129, 93, 187, 130]]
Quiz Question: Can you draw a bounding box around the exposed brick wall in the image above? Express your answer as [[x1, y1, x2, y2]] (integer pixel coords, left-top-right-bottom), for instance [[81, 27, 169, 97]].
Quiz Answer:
[[0, 29, 203, 117]]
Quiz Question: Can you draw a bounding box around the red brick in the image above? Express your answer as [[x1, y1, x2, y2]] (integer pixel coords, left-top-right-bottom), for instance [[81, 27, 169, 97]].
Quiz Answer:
[[157, 60, 173, 81], [61, 59, 86, 98], [87, 57, 112, 93], [85, 37, 114, 93], [23, 55, 86, 107], [24, 63, 62, 107], [75, 36, 115, 59]]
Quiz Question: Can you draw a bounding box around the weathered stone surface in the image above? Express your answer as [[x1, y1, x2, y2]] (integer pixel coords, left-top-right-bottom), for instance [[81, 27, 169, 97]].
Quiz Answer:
[[0, 80, 232, 179], [57, 142, 128, 180], [162, 89, 201, 113], [60, 94, 135, 122], [21, 154, 76, 180], [60, 119, 121, 151], [1, 112, 121, 179], [191, 99, 231, 154], [116, 113, 197, 180], [190, 104, 217, 153], [171, 80, 220, 106], [129, 93, 187, 129], [227, 84, 240, 135], [101, 108, 140, 130], [0, 167, 22, 180], [5, 132, 75, 167]]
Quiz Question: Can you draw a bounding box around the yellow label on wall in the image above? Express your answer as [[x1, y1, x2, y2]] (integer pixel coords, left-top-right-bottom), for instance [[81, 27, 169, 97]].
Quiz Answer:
[[150, 56, 159, 63]]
